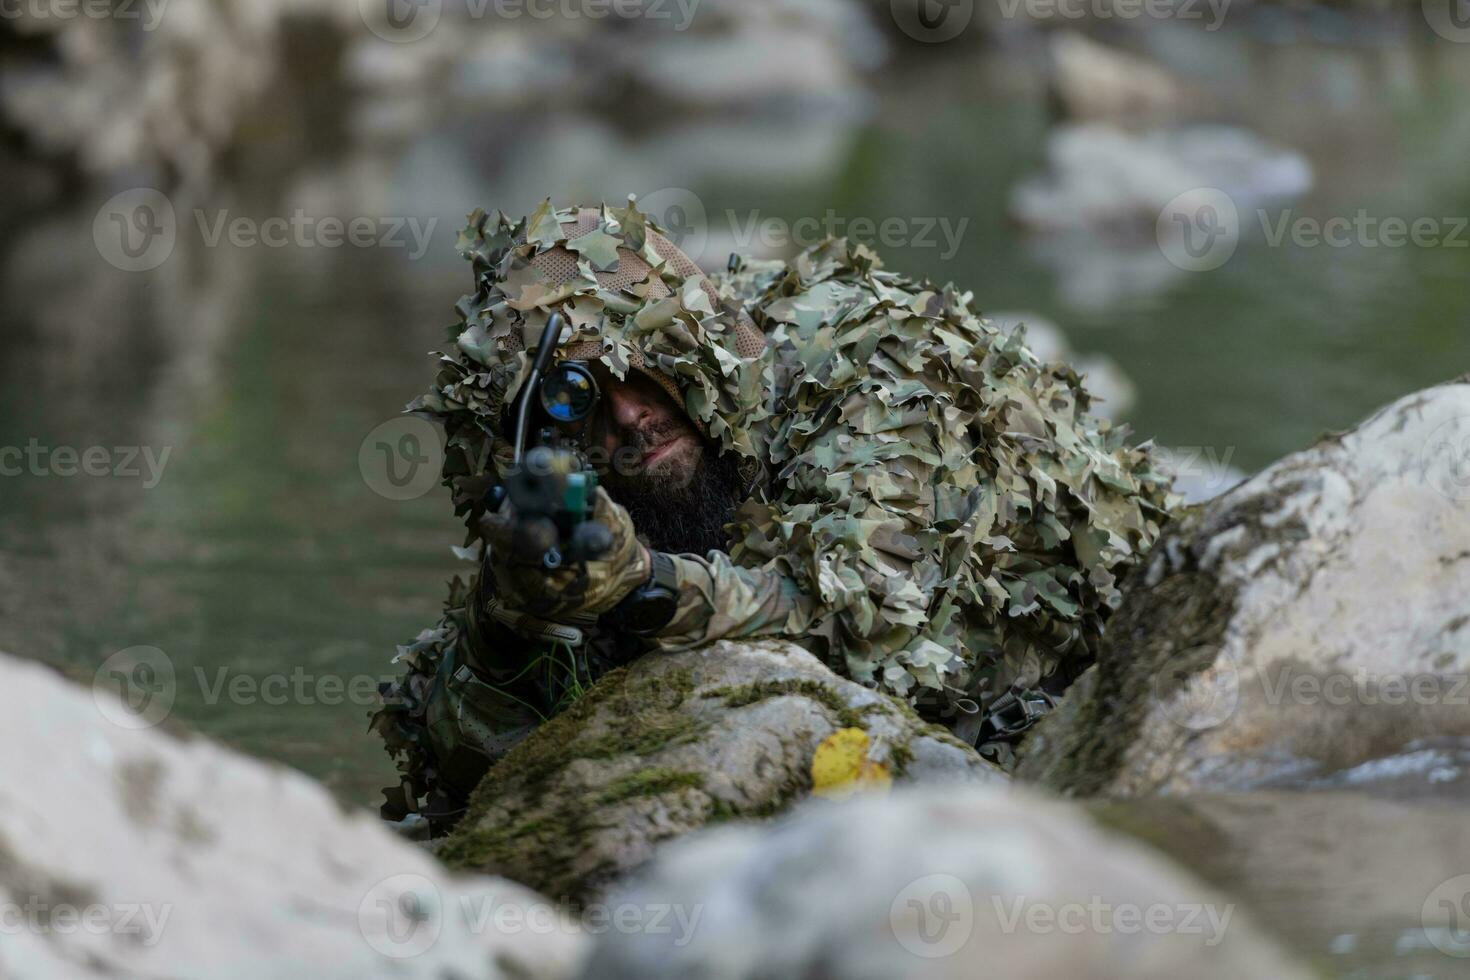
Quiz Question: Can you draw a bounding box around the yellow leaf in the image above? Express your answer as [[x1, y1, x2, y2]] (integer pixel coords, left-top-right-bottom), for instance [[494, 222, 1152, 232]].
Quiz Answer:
[[811, 728, 892, 800]]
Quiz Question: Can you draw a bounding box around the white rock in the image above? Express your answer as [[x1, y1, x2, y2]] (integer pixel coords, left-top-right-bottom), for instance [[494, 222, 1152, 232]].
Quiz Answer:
[[0, 651, 586, 979], [1019, 379, 1470, 797], [1011, 123, 1313, 235], [579, 785, 1311, 979], [1048, 31, 1195, 124]]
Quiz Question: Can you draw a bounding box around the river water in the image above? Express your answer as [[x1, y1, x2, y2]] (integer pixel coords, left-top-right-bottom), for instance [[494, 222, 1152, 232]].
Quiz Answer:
[[1, 22, 1468, 809]]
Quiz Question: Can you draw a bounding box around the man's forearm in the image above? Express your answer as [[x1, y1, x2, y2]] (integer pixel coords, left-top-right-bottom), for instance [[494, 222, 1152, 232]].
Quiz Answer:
[[652, 551, 816, 650]]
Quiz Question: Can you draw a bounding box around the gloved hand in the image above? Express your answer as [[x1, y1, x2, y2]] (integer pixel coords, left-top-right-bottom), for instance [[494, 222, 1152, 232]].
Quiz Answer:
[[477, 487, 651, 622]]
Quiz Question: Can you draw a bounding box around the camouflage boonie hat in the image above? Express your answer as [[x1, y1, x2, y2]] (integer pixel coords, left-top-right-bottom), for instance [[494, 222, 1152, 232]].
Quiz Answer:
[[407, 197, 773, 544]]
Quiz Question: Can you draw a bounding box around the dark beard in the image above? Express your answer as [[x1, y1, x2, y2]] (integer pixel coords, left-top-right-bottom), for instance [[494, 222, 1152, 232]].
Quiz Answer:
[[605, 446, 746, 556]]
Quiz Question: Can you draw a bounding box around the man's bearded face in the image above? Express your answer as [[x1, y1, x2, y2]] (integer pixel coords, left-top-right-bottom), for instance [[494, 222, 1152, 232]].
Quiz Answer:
[[587, 363, 744, 556]]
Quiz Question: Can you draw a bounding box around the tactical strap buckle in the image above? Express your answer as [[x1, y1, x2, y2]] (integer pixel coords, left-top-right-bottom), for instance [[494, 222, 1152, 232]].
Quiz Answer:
[[980, 688, 1055, 742]]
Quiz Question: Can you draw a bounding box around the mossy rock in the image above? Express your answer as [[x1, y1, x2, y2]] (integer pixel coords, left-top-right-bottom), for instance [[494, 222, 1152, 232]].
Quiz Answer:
[[1017, 379, 1470, 797], [437, 639, 1004, 902]]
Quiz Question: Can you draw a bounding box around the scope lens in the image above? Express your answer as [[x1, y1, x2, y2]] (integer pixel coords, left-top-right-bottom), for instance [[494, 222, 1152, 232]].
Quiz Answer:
[[540, 362, 598, 423]]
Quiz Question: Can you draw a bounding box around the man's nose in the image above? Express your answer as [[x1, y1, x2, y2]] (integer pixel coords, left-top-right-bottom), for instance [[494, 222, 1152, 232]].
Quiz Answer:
[[605, 385, 653, 430]]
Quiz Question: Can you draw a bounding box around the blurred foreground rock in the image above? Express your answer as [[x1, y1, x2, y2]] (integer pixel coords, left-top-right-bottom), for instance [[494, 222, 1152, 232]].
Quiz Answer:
[[0, 651, 585, 979], [581, 785, 1310, 979], [437, 639, 1004, 902], [1091, 790, 1470, 974], [1018, 378, 1470, 797]]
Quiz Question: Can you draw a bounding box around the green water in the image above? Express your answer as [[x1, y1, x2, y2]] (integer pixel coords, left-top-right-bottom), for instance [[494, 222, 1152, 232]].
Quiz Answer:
[[2, 31, 1468, 808]]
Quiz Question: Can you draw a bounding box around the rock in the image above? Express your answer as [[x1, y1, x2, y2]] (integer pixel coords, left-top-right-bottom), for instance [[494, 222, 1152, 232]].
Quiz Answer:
[[622, 0, 886, 111], [0, 650, 586, 978], [988, 311, 1137, 421], [437, 639, 1004, 902], [1010, 123, 1312, 235], [1048, 32, 1196, 125], [0, 0, 350, 192], [1089, 789, 1470, 975], [579, 785, 1312, 979], [1017, 379, 1470, 797]]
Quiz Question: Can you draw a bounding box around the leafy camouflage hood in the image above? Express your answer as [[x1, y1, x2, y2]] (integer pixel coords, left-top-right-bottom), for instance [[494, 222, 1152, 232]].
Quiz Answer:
[[407, 198, 772, 540], [714, 239, 1176, 711]]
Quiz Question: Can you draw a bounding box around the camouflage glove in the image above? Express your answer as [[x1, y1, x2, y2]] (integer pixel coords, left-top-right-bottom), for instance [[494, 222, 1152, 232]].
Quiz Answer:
[[478, 488, 651, 621]]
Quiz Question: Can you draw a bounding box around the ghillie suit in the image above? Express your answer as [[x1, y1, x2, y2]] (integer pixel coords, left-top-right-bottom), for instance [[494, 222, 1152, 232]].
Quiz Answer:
[[373, 199, 1173, 829]]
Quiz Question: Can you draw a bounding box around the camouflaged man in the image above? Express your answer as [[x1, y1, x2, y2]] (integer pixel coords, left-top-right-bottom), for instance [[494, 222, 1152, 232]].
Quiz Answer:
[[373, 198, 1173, 830]]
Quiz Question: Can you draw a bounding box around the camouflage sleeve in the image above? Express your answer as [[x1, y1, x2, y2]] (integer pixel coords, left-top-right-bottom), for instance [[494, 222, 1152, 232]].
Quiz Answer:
[[650, 551, 818, 651]]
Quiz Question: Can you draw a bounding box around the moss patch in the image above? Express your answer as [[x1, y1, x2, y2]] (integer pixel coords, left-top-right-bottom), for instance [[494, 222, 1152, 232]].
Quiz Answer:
[[701, 678, 871, 730], [597, 769, 706, 807], [437, 662, 707, 897]]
